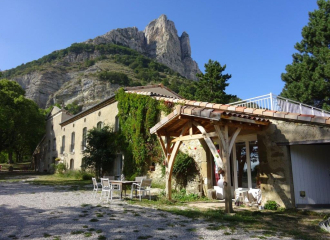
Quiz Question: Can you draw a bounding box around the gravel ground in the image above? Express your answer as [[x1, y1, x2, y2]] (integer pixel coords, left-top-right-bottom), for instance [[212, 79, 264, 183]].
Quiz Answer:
[[0, 181, 292, 240]]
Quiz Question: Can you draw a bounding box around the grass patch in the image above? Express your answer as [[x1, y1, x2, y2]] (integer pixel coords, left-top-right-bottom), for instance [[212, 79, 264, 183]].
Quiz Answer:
[[137, 236, 153, 239], [96, 230, 103, 233], [30, 174, 91, 188], [71, 230, 84, 235], [127, 199, 329, 240], [90, 218, 99, 222], [97, 236, 106, 240], [84, 232, 92, 237], [43, 233, 52, 238]]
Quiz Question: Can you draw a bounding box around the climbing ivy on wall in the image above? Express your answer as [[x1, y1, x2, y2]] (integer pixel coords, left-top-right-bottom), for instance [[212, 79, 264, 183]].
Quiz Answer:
[[116, 88, 163, 178]]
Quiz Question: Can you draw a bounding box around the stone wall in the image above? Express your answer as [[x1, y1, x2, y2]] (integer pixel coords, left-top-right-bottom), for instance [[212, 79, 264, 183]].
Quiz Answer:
[[148, 139, 210, 196], [258, 119, 330, 208]]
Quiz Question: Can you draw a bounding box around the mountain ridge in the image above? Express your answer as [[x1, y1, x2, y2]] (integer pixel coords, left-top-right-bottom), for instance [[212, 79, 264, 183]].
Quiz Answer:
[[2, 15, 200, 109]]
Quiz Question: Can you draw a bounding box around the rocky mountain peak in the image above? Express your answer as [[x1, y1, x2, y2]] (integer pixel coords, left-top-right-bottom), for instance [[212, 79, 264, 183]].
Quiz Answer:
[[88, 14, 200, 80]]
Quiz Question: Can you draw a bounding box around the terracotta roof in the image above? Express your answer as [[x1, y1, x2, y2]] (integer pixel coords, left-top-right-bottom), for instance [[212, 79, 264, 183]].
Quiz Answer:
[[150, 105, 270, 134], [125, 84, 182, 99], [125, 93, 330, 128]]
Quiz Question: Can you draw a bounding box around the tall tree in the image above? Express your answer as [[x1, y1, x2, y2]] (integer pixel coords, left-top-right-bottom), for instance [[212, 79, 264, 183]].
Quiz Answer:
[[82, 126, 120, 178], [0, 79, 45, 162], [281, 0, 330, 110], [195, 60, 237, 104]]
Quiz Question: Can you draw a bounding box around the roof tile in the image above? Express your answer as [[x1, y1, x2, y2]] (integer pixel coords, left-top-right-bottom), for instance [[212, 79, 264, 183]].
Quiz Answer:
[[285, 113, 299, 120], [298, 115, 312, 122], [193, 101, 201, 106], [192, 107, 203, 116], [201, 109, 214, 118], [311, 116, 327, 124], [199, 102, 208, 107], [253, 109, 265, 115], [235, 107, 246, 113], [219, 105, 229, 110], [274, 112, 287, 118], [210, 110, 223, 119], [263, 110, 275, 117], [227, 106, 237, 111], [206, 103, 214, 108], [213, 104, 222, 109], [243, 108, 254, 114]]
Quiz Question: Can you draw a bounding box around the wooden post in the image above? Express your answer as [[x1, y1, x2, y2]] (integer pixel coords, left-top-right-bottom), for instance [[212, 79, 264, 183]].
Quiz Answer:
[[214, 125, 241, 213], [245, 140, 252, 189]]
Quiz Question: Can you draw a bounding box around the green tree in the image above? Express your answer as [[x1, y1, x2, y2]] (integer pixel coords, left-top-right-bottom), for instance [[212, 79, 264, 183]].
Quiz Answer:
[[82, 126, 119, 178], [281, 0, 330, 110], [195, 60, 237, 103], [0, 79, 45, 162], [65, 101, 82, 115]]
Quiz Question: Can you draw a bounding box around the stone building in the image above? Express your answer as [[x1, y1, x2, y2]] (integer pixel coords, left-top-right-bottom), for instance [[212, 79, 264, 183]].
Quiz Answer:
[[34, 85, 330, 208]]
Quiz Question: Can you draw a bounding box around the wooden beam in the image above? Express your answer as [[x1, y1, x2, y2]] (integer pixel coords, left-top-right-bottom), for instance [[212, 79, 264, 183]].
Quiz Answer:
[[214, 125, 226, 149], [156, 132, 166, 158], [228, 128, 241, 155], [192, 121, 223, 168], [171, 132, 220, 143], [166, 140, 182, 200]]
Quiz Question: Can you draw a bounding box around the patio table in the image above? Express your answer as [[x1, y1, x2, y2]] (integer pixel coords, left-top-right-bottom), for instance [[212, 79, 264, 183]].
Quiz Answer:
[[109, 180, 138, 199]]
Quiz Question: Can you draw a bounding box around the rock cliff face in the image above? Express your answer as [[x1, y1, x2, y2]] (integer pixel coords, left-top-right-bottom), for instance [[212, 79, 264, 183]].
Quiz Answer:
[[9, 15, 200, 109], [87, 14, 200, 80]]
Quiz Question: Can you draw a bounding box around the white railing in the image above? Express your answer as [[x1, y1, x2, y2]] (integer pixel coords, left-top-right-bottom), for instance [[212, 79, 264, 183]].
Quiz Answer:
[[229, 93, 330, 117]]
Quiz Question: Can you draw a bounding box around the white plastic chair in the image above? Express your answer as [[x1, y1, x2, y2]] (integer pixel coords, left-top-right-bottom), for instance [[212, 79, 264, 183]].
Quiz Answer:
[[131, 178, 152, 201], [92, 177, 100, 198], [100, 178, 111, 202], [100, 178, 122, 202]]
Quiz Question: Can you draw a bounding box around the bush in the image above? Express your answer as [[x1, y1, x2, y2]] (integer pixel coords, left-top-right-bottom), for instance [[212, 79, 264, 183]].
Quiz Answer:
[[172, 152, 197, 188], [98, 71, 130, 85], [81, 171, 94, 180], [8, 166, 13, 172], [264, 200, 279, 210], [55, 163, 66, 174]]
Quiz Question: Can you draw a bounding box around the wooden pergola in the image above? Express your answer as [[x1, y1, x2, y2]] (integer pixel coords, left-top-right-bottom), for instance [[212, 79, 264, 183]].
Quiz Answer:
[[150, 105, 269, 213]]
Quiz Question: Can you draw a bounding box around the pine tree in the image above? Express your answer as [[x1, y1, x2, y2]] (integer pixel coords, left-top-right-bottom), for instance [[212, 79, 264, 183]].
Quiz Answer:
[[195, 60, 236, 104], [281, 0, 330, 110]]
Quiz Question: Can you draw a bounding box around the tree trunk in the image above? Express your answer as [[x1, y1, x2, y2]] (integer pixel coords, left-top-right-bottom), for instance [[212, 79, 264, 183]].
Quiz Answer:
[[8, 151, 13, 164]]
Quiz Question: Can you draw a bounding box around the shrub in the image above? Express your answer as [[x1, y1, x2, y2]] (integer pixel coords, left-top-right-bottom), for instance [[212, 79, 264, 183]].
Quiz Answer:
[[81, 171, 94, 180], [264, 200, 279, 210], [172, 152, 198, 188], [8, 166, 13, 172], [55, 163, 66, 174], [172, 189, 200, 202]]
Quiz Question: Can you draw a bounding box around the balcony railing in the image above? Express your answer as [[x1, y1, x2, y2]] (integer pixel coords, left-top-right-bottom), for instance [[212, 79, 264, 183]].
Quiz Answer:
[[228, 93, 330, 117]]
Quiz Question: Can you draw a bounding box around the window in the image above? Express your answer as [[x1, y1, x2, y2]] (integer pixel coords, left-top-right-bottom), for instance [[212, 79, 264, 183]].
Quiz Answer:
[[71, 132, 75, 152], [82, 127, 87, 150], [61, 136, 65, 154], [97, 121, 103, 129]]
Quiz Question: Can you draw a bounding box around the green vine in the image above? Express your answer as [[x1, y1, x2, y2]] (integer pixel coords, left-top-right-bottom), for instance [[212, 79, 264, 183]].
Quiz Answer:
[[116, 89, 163, 178]]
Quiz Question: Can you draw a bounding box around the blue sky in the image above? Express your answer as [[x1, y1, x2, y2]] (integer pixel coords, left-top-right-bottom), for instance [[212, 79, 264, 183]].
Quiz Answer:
[[0, 0, 318, 100]]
